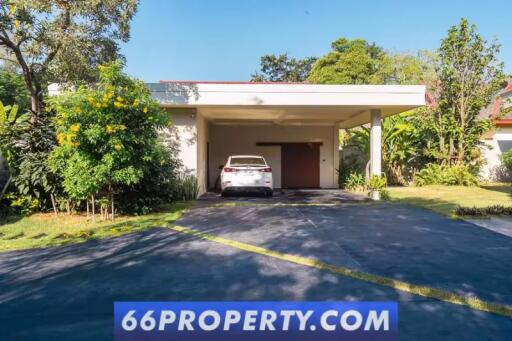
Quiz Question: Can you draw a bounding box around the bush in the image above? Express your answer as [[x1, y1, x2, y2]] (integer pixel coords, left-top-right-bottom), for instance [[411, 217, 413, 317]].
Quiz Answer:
[[0, 71, 31, 111], [455, 205, 512, 216], [337, 160, 364, 189], [175, 174, 199, 201], [502, 150, 512, 173], [367, 175, 387, 191], [379, 189, 391, 201], [414, 163, 477, 186], [0, 192, 40, 217], [344, 172, 366, 192], [116, 146, 180, 215]]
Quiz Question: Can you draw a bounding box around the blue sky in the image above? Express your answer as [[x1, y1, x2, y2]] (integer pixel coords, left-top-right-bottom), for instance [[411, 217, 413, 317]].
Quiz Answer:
[[121, 0, 512, 82]]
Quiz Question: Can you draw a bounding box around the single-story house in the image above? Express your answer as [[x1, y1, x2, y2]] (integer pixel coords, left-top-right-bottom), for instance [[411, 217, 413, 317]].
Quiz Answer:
[[149, 81, 426, 196], [480, 80, 512, 181]]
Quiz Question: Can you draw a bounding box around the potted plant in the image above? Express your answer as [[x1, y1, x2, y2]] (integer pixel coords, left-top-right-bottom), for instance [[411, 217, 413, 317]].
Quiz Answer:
[[367, 175, 387, 200]]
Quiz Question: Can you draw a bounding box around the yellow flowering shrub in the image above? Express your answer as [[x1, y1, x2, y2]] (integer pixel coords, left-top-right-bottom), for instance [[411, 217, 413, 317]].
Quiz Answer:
[[106, 124, 127, 134], [57, 133, 66, 145], [70, 124, 80, 132], [49, 61, 170, 208]]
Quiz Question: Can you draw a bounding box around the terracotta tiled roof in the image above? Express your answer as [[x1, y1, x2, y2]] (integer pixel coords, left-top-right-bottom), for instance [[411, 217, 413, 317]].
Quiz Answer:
[[480, 79, 512, 125], [505, 81, 512, 92]]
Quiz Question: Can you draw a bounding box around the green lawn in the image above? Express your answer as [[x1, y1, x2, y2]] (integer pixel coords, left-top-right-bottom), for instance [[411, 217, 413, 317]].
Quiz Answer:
[[387, 183, 512, 217], [0, 202, 190, 252]]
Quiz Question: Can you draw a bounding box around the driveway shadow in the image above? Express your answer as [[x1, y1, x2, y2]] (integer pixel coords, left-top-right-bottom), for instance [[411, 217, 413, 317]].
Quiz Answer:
[[1, 203, 512, 340], [176, 202, 512, 339], [178, 203, 512, 302], [197, 189, 370, 206], [0, 228, 298, 339]]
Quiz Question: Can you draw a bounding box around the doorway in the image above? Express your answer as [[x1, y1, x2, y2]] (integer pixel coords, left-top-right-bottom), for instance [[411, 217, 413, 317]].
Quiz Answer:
[[281, 143, 320, 188]]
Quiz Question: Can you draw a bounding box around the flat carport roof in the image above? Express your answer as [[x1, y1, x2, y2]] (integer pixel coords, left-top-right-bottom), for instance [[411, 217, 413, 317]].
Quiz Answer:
[[150, 81, 427, 194], [148, 81, 426, 128]]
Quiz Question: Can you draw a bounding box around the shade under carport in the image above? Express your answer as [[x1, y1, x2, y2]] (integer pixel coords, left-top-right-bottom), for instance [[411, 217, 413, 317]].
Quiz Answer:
[[150, 81, 426, 196]]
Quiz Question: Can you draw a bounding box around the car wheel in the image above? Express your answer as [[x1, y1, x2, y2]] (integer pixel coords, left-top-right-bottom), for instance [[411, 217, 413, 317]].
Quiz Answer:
[[221, 191, 227, 197], [266, 190, 273, 198]]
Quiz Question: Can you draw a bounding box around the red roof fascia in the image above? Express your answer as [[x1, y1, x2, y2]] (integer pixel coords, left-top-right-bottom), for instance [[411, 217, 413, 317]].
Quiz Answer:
[[495, 119, 512, 126], [158, 80, 308, 85]]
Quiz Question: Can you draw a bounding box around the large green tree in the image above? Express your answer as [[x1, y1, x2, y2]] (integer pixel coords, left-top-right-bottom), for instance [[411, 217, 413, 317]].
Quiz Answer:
[[427, 18, 504, 164], [316, 38, 436, 183], [374, 50, 437, 86], [308, 37, 434, 86], [251, 54, 316, 82], [0, 0, 138, 116], [308, 38, 385, 84]]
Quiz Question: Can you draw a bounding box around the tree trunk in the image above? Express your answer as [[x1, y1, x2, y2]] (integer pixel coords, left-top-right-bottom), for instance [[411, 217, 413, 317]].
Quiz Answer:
[[448, 138, 455, 165], [3, 38, 42, 118], [50, 193, 58, 217], [30, 81, 44, 116], [86, 199, 90, 220], [92, 195, 96, 223], [438, 135, 446, 163], [31, 93, 41, 115], [457, 132, 465, 162], [111, 193, 115, 221]]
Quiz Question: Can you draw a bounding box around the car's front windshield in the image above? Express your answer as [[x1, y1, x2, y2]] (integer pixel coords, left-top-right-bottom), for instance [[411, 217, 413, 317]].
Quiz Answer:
[[230, 157, 266, 166]]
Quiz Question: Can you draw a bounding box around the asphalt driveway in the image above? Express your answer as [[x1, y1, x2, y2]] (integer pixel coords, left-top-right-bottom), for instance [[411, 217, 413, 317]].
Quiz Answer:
[[1, 191, 511, 340]]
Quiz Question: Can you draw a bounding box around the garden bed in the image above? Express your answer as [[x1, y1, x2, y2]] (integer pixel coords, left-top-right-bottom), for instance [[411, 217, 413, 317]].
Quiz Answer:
[[0, 202, 190, 252]]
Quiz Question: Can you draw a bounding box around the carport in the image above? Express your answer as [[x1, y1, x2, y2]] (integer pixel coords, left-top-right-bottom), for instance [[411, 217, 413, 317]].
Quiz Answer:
[[149, 81, 426, 195]]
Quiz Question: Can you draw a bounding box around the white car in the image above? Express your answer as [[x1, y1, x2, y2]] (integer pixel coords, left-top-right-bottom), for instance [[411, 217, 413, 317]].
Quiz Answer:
[[220, 155, 273, 197]]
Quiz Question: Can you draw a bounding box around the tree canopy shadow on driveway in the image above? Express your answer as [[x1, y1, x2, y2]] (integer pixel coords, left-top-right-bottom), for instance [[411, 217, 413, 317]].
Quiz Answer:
[[177, 202, 512, 301], [0, 202, 511, 339], [0, 228, 297, 339], [176, 202, 512, 339]]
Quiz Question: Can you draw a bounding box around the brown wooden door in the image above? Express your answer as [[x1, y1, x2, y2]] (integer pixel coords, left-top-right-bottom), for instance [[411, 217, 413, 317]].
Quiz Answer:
[[281, 143, 320, 188]]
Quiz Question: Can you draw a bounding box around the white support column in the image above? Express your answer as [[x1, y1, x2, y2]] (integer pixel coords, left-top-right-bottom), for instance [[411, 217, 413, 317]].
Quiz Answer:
[[370, 109, 382, 177], [333, 125, 340, 188]]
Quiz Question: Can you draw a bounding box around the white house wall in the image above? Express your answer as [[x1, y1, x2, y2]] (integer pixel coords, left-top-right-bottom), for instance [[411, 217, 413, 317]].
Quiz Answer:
[[164, 110, 198, 173], [196, 113, 209, 194], [481, 127, 512, 181], [162, 110, 211, 196], [208, 124, 338, 189]]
